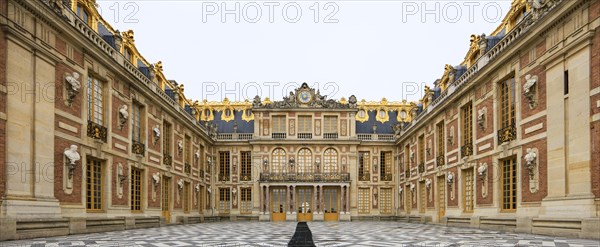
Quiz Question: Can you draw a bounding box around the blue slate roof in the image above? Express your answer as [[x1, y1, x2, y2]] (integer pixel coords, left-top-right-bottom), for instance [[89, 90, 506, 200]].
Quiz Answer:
[[355, 110, 399, 134]]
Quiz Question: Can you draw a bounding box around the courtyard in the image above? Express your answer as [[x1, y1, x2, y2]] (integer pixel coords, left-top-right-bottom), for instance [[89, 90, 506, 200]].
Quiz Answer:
[[1, 221, 598, 247]]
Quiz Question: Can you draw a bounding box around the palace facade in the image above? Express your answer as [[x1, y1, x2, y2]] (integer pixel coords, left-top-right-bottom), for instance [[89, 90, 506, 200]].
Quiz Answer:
[[0, 0, 599, 241]]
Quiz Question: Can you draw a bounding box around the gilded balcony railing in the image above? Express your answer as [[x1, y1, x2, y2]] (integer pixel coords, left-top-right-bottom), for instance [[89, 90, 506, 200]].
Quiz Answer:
[[240, 173, 252, 181], [132, 141, 145, 155], [259, 172, 350, 182], [219, 173, 230, 181], [358, 172, 370, 181], [498, 124, 517, 145], [436, 155, 445, 167], [418, 163, 425, 174], [184, 163, 191, 174], [163, 154, 172, 167], [461, 143, 473, 157], [381, 173, 392, 181], [87, 120, 107, 142]]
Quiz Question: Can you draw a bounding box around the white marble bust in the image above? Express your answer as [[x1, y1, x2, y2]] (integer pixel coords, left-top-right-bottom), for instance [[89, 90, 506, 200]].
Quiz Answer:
[[64, 145, 80, 165]]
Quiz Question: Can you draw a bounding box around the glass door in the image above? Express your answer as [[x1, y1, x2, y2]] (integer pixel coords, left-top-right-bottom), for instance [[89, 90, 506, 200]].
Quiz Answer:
[[161, 177, 171, 223], [297, 187, 313, 222], [271, 188, 286, 221], [323, 187, 339, 221]]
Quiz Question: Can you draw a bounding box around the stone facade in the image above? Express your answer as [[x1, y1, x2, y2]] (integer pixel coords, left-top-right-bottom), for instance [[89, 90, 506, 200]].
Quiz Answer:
[[0, 0, 599, 242]]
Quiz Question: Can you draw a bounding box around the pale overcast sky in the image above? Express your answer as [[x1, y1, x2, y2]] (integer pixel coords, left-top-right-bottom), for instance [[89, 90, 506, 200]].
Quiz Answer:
[[96, 1, 512, 102]]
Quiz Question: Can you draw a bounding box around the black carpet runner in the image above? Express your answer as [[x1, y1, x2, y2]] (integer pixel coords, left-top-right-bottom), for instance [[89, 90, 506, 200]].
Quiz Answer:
[[288, 222, 316, 247]]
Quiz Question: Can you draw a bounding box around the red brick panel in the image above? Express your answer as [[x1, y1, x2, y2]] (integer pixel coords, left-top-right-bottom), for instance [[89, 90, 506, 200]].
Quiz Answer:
[[53, 137, 82, 204], [447, 167, 458, 207], [147, 167, 161, 209], [476, 156, 493, 205], [592, 121, 600, 198], [147, 118, 160, 152], [476, 98, 494, 139], [521, 139, 548, 202], [55, 63, 82, 117], [520, 65, 547, 119], [521, 116, 547, 139], [111, 157, 128, 206], [111, 95, 128, 138]]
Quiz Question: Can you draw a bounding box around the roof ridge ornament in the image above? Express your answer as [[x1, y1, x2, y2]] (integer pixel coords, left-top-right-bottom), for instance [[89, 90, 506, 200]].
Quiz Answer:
[[253, 82, 355, 109]]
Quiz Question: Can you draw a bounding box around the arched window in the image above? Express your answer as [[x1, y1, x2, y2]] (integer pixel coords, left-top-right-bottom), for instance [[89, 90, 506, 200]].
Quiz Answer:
[[297, 148, 312, 174], [323, 148, 338, 174], [271, 148, 286, 174]]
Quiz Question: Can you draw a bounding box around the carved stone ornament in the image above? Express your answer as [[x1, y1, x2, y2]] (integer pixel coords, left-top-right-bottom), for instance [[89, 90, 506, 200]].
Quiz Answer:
[[253, 83, 355, 109], [118, 105, 129, 130], [64, 72, 81, 106], [523, 74, 538, 109], [152, 125, 161, 144], [195, 150, 201, 161], [527, 0, 561, 22], [177, 140, 183, 155], [477, 163, 488, 181], [117, 163, 127, 186], [524, 148, 537, 178], [177, 179, 184, 191], [152, 172, 161, 186], [195, 183, 201, 193], [409, 183, 415, 192], [398, 186, 403, 194], [63, 144, 80, 179], [448, 127, 455, 146], [425, 178, 432, 189], [477, 107, 487, 130], [207, 186, 212, 194], [410, 150, 415, 163], [447, 172, 455, 184]]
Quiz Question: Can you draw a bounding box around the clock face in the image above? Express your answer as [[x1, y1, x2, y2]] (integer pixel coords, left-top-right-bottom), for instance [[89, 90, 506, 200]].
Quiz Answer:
[[298, 91, 312, 104]]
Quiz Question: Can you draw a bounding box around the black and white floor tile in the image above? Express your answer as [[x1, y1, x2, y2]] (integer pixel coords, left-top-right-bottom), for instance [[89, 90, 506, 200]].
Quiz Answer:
[[1, 221, 598, 247]]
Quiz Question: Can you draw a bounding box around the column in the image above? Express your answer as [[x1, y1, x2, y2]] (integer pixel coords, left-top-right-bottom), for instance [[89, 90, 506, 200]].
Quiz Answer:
[[346, 185, 350, 214], [286, 186, 290, 214], [313, 185, 318, 214], [265, 185, 270, 214], [320, 186, 324, 214], [292, 185, 296, 214]]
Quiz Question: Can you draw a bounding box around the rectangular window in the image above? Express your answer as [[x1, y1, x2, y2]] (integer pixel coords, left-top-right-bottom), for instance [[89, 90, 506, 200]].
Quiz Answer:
[[564, 70, 569, 95], [499, 77, 516, 129], [461, 103, 473, 146], [419, 181, 426, 213], [380, 188, 392, 214], [161, 177, 170, 212], [86, 158, 103, 211], [240, 151, 252, 180], [324, 116, 338, 133], [358, 188, 370, 214], [418, 135, 425, 165], [198, 185, 204, 213], [183, 182, 190, 213], [404, 145, 410, 170], [163, 122, 171, 156], [219, 151, 230, 181], [502, 157, 517, 211], [185, 136, 191, 164], [436, 122, 446, 166], [219, 188, 231, 214], [132, 103, 143, 142], [358, 151, 370, 181], [298, 116, 312, 133], [241, 188, 252, 214], [272, 115, 286, 133], [380, 151, 392, 180], [131, 168, 142, 211], [87, 75, 104, 125], [464, 168, 474, 212]]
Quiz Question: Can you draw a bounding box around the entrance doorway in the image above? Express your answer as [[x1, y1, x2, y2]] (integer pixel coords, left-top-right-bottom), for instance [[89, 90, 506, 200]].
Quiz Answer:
[[438, 176, 445, 221], [297, 187, 313, 222], [271, 187, 287, 221], [161, 177, 171, 223], [323, 187, 339, 221]]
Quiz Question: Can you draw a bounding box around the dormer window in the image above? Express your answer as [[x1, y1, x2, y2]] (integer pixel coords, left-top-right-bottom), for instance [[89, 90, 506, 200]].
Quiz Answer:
[[76, 4, 90, 25], [124, 48, 133, 62]]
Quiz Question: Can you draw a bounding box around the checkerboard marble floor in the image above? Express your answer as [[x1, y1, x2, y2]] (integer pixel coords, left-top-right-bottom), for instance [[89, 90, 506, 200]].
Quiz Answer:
[[1, 221, 599, 247]]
